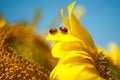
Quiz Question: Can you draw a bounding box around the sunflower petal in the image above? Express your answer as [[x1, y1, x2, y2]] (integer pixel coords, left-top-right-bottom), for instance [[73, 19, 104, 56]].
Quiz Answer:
[[60, 9, 71, 32], [51, 41, 86, 58], [50, 57, 103, 80], [70, 12, 95, 49], [52, 41, 95, 63], [68, 1, 76, 18], [46, 31, 80, 41], [67, 3, 97, 59], [109, 43, 120, 68], [0, 15, 6, 27]]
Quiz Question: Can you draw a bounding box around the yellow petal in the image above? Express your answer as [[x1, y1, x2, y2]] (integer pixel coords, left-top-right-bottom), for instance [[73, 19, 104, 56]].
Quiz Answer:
[[67, 3, 97, 60], [60, 9, 71, 32], [51, 42, 69, 58], [61, 52, 94, 65], [0, 15, 6, 28], [51, 41, 86, 58], [109, 43, 120, 68], [50, 63, 85, 80], [60, 2, 84, 32], [50, 46, 104, 80], [67, 1, 95, 49], [46, 31, 80, 42], [51, 41, 95, 63], [76, 68, 104, 80], [50, 58, 103, 80], [68, 1, 76, 19], [70, 13, 95, 49]]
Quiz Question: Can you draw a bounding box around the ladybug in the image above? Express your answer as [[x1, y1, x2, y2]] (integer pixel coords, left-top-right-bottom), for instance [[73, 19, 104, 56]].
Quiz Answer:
[[49, 27, 57, 34], [60, 26, 68, 33]]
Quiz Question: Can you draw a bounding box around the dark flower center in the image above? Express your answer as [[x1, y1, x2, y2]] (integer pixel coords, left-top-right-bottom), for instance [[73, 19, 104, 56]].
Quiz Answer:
[[96, 52, 120, 80]]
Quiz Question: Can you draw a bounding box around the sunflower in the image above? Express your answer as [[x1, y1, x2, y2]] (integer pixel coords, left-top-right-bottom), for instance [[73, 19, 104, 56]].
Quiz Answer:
[[0, 11, 57, 79], [46, 2, 120, 80]]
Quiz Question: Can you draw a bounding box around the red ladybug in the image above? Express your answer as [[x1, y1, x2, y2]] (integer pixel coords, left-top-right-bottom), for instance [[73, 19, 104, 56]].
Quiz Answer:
[[60, 26, 68, 33], [49, 27, 57, 34]]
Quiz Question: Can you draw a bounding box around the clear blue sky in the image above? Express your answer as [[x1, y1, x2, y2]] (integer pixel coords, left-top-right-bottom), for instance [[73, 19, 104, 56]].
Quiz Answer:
[[0, 0, 120, 49]]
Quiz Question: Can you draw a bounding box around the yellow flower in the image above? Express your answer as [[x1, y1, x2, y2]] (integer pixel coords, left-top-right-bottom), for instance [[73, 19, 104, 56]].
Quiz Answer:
[[46, 2, 120, 80], [0, 11, 57, 79]]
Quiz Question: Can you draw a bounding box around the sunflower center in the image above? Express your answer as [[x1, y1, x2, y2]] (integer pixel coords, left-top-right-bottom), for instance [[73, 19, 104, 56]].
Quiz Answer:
[[96, 52, 120, 80]]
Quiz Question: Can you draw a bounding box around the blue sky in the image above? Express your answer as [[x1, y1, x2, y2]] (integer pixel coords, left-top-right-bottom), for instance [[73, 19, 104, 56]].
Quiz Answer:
[[0, 0, 120, 49]]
